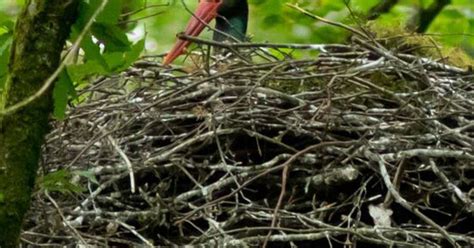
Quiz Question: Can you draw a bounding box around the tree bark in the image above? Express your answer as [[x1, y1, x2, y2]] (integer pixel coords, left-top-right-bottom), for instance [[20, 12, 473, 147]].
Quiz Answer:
[[0, 0, 79, 246], [407, 0, 451, 33], [367, 0, 399, 20]]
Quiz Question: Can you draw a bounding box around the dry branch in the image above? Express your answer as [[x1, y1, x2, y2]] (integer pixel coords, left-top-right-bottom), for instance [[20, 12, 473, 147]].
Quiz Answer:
[[22, 34, 473, 247]]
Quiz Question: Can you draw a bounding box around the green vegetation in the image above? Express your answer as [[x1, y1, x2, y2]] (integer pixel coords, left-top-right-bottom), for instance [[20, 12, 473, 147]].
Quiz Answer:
[[2, 1, 473, 54]]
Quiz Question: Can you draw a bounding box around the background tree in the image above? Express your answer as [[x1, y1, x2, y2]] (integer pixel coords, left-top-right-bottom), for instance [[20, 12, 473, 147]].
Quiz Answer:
[[1, 1, 473, 57], [406, 0, 452, 33], [368, 0, 399, 20]]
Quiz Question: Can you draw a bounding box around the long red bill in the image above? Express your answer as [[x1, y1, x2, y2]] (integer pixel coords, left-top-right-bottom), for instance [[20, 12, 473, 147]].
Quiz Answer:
[[163, 0, 222, 65]]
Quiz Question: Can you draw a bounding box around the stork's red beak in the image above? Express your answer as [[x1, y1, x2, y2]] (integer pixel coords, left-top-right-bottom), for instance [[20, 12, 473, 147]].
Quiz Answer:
[[163, 0, 222, 65]]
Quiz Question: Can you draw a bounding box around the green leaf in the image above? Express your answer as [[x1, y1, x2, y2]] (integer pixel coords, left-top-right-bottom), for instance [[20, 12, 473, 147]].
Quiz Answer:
[[91, 23, 131, 52], [0, 39, 11, 91], [0, 36, 11, 70], [53, 69, 76, 120], [75, 1, 95, 29], [0, 20, 14, 33], [0, 192, 4, 204], [0, 34, 12, 51], [75, 0, 124, 28], [67, 60, 109, 83], [78, 31, 108, 67], [38, 169, 84, 195], [4, 21, 13, 30], [103, 52, 124, 70], [0, 26, 7, 36], [122, 0, 144, 13], [73, 170, 99, 185], [96, 0, 124, 24], [103, 38, 144, 72], [0, 21, 13, 53], [125, 38, 145, 64]]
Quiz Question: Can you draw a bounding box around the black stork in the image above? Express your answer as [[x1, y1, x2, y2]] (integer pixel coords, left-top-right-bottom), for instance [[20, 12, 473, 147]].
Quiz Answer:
[[163, 0, 249, 65]]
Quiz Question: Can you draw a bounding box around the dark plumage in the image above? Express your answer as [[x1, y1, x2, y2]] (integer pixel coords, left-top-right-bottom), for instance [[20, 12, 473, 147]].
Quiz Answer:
[[213, 0, 248, 42], [164, 0, 249, 64]]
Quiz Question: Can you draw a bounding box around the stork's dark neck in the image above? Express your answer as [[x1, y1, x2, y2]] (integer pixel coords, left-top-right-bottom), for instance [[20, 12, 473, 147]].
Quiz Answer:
[[213, 0, 248, 42]]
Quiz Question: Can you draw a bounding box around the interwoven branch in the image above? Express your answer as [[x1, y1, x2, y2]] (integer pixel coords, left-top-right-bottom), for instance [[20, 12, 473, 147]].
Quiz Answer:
[[23, 35, 473, 247]]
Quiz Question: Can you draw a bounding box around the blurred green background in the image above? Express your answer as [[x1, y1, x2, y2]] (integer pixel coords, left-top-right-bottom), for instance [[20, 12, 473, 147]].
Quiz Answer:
[[1, 0, 473, 56]]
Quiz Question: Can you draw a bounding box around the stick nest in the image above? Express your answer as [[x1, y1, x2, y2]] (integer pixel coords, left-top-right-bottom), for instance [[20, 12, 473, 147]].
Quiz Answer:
[[24, 36, 473, 247]]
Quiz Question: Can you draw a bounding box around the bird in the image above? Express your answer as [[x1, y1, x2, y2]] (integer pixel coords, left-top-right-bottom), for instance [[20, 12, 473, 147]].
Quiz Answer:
[[163, 0, 249, 65]]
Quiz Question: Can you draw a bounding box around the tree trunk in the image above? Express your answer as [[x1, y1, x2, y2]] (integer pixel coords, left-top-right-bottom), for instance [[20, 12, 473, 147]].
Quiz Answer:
[[407, 0, 451, 33], [0, 0, 79, 246], [367, 0, 399, 20]]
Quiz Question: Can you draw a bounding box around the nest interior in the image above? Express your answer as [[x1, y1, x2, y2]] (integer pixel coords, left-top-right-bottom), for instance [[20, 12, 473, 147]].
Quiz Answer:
[[22, 35, 474, 247]]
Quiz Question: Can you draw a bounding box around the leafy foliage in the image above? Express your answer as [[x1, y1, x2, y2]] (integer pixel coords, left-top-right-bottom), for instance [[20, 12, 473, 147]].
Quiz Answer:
[[37, 168, 99, 195], [0, 20, 13, 97], [37, 169, 84, 195], [73, 170, 99, 185], [52, 70, 75, 120], [54, 0, 145, 119]]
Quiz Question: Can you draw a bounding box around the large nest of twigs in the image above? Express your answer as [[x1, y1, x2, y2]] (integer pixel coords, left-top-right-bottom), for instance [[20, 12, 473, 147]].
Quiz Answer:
[[23, 35, 473, 247]]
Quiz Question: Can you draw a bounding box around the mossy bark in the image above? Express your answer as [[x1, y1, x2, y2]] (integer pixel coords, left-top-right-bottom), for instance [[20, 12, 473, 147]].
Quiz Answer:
[[0, 0, 79, 246]]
